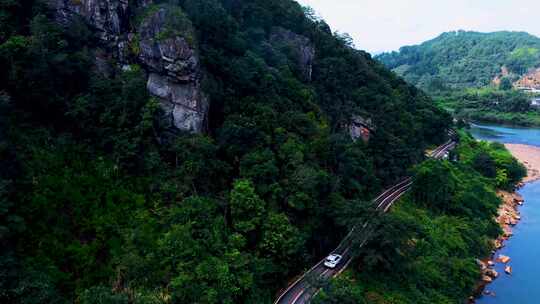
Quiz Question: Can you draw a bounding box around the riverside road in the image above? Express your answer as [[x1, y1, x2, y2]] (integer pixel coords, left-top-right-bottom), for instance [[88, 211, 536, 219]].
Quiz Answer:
[[274, 139, 457, 304]]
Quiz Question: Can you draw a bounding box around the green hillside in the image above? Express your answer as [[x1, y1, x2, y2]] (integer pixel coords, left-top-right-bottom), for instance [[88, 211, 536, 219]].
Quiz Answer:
[[0, 0, 451, 303], [377, 30, 540, 90]]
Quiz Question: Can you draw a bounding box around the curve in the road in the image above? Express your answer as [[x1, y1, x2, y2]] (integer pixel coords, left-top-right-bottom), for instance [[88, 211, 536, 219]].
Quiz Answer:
[[274, 138, 456, 304]]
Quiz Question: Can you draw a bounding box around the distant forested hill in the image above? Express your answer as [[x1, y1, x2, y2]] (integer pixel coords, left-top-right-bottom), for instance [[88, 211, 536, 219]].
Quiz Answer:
[[377, 30, 540, 91]]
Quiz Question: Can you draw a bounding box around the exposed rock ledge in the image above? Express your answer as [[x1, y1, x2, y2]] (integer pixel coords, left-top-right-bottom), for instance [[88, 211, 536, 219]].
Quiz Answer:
[[137, 7, 208, 132], [471, 144, 540, 301], [47, 1, 321, 134], [47, 0, 207, 133], [470, 190, 524, 302], [269, 27, 315, 82]]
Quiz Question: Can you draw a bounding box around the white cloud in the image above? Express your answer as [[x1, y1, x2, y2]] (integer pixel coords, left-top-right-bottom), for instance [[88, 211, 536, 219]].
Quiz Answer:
[[296, 0, 540, 54]]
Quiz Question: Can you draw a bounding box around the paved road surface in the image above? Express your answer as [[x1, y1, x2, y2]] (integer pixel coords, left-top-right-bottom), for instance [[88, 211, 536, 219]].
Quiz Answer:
[[274, 139, 456, 304]]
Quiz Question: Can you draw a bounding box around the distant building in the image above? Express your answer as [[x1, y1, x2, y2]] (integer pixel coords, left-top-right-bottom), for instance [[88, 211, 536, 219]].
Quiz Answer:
[[518, 86, 540, 94], [531, 98, 540, 107]]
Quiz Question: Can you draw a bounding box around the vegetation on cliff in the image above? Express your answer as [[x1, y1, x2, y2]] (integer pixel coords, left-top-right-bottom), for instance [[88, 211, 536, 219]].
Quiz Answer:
[[0, 0, 450, 303]]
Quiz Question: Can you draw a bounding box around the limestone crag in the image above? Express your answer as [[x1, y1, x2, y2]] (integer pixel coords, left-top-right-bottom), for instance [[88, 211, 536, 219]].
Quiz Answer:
[[48, 0, 132, 42], [48, 0, 207, 133], [137, 8, 198, 81], [349, 115, 375, 142], [270, 27, 315, 81], [146, 72, 207, 131], [138, 7, 207, 132]]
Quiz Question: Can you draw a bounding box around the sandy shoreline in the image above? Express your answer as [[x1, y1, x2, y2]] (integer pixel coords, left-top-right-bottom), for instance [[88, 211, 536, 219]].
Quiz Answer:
[[504, 143, 540, 183]]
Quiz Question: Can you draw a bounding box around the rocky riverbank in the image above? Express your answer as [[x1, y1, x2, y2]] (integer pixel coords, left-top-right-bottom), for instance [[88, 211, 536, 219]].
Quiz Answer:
[[470, 190, 524, 301], [470, 144, 540, 301]]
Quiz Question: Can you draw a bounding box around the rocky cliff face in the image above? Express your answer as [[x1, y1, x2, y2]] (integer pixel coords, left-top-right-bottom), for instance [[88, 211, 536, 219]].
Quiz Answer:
[[269, 27, 315, 82], [137, 7, 207, 132], [348, 116, 375, 142], [47, 0, 207, 133], [48, 0, 131, 42]]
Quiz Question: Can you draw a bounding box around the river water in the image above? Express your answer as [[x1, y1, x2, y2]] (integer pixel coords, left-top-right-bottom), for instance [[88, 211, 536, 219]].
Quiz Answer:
[[469, 123, 540, 147], [470, 124, 540, 304]]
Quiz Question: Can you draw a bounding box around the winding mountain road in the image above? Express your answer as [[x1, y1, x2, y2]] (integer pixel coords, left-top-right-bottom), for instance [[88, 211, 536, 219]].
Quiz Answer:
[[274, 139, 456, 304]]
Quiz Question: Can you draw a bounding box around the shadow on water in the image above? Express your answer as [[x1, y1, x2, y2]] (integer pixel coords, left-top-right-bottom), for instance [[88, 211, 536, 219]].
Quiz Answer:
[[470, 124, 513, 139], [469, 123, 540, 147]]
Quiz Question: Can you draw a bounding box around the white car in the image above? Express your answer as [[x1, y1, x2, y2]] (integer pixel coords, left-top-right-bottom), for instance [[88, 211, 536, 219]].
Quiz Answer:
[[323, 254, 343, 269]]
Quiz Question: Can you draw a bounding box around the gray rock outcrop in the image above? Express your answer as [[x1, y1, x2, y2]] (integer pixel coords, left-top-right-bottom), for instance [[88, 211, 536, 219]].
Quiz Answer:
[[138, 7, 207, 132], [48, 0, 131, 42], [47, 0, 208, 133], [349, 115, 375, 142], [270, 27, 315, 81]]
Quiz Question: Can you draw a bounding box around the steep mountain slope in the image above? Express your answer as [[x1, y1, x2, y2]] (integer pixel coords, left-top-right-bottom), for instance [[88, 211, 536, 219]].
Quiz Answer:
[[0, 0, 450, 303], [377, 30, 540, 91]]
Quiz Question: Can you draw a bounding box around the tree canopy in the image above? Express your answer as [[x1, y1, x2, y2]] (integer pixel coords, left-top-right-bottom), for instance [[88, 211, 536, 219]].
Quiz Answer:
[[315, 132, 525, 303], [377, 30, 540, 90], [0, 0, 451, 303]]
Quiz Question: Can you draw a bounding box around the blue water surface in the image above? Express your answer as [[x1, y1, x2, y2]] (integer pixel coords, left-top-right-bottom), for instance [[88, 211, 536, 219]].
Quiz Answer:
[[469, 123, 540, 147], [470, 124, 540, 304]]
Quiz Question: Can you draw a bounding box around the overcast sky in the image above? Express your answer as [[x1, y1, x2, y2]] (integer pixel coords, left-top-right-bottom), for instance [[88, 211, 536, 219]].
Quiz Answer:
[[296, 0, 540, 54]]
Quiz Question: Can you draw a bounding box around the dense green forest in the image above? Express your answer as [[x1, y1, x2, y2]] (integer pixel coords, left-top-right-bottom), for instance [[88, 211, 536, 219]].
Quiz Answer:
[[0, 0, 452, 303], [377, 31, 540, 126], [314, 132, 526, 304], [437, 88, 540, 126], [377, 30, 540, 90]]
